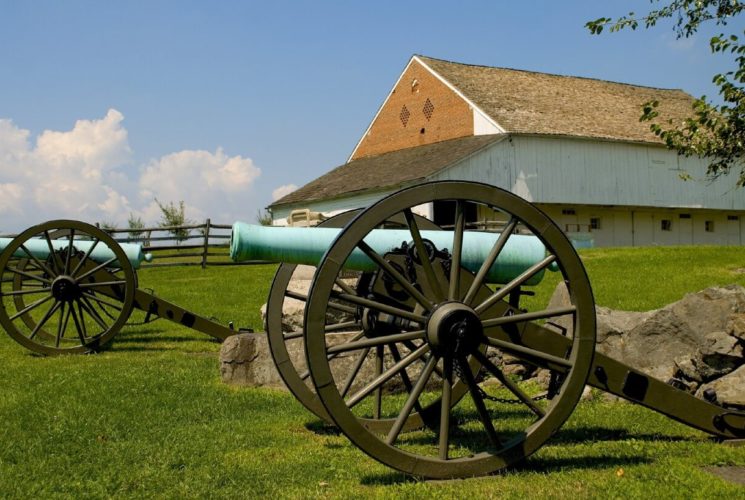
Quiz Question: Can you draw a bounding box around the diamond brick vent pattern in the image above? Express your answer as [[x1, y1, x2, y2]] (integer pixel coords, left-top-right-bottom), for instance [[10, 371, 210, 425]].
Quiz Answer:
[[399, 105, 411, 127], [423, 98, 434, 120]]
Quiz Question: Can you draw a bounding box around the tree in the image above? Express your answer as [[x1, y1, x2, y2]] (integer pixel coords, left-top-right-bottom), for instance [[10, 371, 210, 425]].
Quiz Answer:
[[587, 1, 744, 185], [127, 213, 145, 241], [155, 199, 192, 242], [255, 208, 273, 226]]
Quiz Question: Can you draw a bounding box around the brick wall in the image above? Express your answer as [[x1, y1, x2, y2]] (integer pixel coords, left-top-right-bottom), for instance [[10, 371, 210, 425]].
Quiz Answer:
[[351, 59, 474, 160]]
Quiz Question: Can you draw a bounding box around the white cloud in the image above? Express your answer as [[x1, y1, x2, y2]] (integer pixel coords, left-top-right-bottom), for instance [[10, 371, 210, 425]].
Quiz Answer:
[[272, 183, 298, 201], [138, 147, 260, 222], [0, 110, 262, 232]]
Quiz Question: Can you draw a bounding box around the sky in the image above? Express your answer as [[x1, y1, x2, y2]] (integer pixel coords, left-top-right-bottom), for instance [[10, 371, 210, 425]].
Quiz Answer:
[[0, 1, 738, 232]]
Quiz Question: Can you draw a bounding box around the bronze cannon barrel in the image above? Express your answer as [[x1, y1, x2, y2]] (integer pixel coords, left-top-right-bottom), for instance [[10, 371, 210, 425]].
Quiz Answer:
[[230, 222, 556, 285]]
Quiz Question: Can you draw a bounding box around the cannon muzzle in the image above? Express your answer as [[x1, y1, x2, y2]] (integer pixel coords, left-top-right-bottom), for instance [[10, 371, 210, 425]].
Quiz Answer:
[[0, 237, 153, 269], [230, 222, 555, 285]]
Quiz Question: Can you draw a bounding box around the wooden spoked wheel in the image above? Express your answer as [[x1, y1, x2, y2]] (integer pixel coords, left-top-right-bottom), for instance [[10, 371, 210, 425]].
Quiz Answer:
[[304, 181, 596, 478], [266, 211, 476, 433], [0, 220, 136, 355]]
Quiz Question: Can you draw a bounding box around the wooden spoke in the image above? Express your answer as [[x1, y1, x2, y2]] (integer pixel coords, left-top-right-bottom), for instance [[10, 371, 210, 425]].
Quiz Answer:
[[1, 287, 50, 297], [55, 303, 71, 348], [19, 244, 56, 278], [458, 355, 503, 449], [79, 280, 128, 289], [326, 330, 425, 354], [77, 297, 108, 331], [71, 238, 101, 277], [69, 303, 87, 344], [43, 231, 62, 275], [481, 306, 577, 329], [75, 257, 118, 282], [385, 355, 438, 445], [82, 292, 124, 312], [330, 290, 426, 324], [345, 343, 429, 409], [474, 255, 557, 315], [439, 354, 453, 460], [7, 267, 52, 285], [448, 201, 465, 301], [64, 229, 75, 275], [463, 217, 518, 306], [9, 294, 53, 321], [285, 289, 357, 315], [471, 349, 545, 418], [403, 208, 444, 302], [341, 346, 371, 398], [29, 301, 62, 340], [483, 336, 572, 370]]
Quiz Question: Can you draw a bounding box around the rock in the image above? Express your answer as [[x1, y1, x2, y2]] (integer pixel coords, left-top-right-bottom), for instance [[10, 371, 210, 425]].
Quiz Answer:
[[726, 313, 745, 340], [695, 331, 744, 381], [618, 286, 745, 381], [697, 364, 745, 408], [220, 333, 283, 388], [673, 355, 702, 383]]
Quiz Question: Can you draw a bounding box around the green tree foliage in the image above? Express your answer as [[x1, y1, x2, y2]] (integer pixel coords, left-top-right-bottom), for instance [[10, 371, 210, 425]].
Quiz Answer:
[[127, 213, 145, 241], [155, 199, 192, 242], [255, 209, 273, 226], [587, 1, 745, 185]]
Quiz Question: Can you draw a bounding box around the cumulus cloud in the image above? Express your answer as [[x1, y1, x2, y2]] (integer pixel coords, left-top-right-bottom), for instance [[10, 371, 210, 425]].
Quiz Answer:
[[138, 147, 260, 222], [0, 110, 262, 232], [272, 183, 298, 201]]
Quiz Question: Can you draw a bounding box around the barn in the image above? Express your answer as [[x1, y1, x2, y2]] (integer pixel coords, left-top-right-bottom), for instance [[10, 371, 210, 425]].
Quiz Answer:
[[269, 55, 745, 246]]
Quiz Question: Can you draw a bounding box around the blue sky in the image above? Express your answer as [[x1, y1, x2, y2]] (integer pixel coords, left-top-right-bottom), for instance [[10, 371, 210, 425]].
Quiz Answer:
[[0, 1, 736, 231]]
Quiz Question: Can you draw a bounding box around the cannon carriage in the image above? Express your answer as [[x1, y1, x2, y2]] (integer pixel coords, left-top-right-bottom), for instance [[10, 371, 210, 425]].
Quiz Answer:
[[1, 180, 743, 479]]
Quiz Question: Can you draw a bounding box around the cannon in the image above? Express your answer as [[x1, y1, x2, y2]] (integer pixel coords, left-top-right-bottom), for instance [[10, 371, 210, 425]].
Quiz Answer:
[[1, 180, 743, 480]]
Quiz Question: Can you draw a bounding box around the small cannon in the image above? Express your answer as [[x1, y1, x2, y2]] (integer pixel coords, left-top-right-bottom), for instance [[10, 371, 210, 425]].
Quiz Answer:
[[1, 181, 743, 480]]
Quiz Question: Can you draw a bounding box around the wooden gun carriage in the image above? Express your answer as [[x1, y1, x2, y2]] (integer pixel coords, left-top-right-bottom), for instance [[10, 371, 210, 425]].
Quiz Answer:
[[1, 181, 743, 479]]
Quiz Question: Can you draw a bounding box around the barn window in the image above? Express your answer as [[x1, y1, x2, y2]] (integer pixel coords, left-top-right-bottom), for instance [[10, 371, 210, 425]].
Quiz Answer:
[[399, 105, 411, 127], [423, 98, 434, 120], [728, 215, 739, 221], [705, 221, 715, 232], [661, 219, 672, 231], [590, 217, 601, 230], [433, 200, 478, 227], [679, 213, 691, 219], [561, 209, 576, 216]]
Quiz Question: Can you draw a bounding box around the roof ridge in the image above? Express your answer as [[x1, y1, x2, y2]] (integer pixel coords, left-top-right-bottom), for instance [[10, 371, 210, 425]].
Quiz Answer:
[[415, 54, 688, 94]]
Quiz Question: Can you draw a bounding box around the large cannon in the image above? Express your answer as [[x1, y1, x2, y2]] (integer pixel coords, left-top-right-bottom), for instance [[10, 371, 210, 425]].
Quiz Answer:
[[1, 180, 743, 480]]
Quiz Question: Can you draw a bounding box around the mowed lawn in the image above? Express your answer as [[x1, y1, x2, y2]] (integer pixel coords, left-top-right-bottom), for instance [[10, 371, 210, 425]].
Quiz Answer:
[[1, 247, 745, 498]]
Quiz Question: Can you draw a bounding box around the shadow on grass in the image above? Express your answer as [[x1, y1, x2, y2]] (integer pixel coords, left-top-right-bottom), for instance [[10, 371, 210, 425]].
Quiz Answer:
[[305, 419, 342, 436], [359, 454, 654, 485], [550, 426, 691, 445]]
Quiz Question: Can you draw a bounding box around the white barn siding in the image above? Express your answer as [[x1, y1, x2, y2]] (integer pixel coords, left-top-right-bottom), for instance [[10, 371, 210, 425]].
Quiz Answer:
[[273, 135, 745, 246]]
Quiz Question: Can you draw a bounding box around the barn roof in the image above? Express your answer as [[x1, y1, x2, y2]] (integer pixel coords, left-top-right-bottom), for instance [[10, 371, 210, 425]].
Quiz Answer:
[[271, 134, 503, 207], [272, 55, 698, 209], [417, 55, 696, 144]]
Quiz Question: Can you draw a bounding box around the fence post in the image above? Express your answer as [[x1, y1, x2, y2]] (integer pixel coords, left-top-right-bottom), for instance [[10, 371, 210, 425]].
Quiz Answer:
[[201, 218, 210, 269]]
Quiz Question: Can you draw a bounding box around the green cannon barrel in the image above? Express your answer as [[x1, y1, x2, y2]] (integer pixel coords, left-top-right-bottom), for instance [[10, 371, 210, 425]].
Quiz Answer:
[[0, 237, 153, 270], [230, 222, 556, 285]]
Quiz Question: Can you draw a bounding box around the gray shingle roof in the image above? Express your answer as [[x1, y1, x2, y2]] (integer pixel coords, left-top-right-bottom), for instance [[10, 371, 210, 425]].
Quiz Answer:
[[418, 55, 696, 144], [271, 135, 503, 207]]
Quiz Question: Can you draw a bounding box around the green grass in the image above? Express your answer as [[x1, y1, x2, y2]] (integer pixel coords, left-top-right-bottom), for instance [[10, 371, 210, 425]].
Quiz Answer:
[[1, 248, 744, 498]]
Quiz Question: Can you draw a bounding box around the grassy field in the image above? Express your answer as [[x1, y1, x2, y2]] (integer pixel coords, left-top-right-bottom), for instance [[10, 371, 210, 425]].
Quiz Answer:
[[1, 247, 745, 497]]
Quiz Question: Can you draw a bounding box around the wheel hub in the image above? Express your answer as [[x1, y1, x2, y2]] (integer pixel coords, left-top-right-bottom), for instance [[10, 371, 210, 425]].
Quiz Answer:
[[426, 302, 483, 357], [51, 275, 81, 302]]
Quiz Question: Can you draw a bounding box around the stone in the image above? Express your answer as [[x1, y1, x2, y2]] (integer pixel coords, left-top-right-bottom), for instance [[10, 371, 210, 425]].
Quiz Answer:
[[726, 313, 745, 340], [617, 286, 745, 381], [220, 332, 291, 388], [695, 331, 744, 381], [697, 364, 745, 408], [673, 355, 702, 383]]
